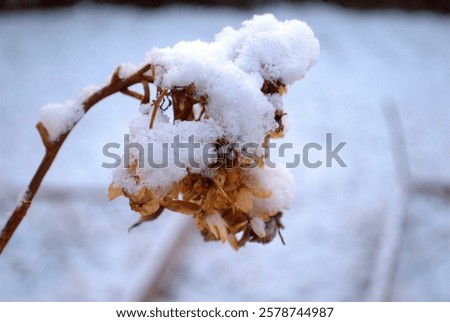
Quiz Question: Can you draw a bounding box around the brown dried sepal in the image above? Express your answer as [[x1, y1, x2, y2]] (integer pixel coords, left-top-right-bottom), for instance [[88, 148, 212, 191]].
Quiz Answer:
[[108, 184, 123, 200], [261, 79, 287, 95]]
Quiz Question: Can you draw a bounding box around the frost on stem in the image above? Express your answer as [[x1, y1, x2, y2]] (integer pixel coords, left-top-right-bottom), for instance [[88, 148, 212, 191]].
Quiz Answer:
[[108, 14, 319, 249]]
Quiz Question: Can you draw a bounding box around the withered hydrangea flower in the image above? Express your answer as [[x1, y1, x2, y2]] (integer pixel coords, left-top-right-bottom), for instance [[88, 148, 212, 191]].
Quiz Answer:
[[109, 14, 319, 249]]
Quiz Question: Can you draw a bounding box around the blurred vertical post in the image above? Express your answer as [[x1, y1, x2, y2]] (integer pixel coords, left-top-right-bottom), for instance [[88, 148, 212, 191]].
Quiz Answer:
[[367, 101, 412, 301]]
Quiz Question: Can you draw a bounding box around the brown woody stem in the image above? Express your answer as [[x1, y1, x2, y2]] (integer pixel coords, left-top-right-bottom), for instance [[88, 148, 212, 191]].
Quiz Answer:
[[0, 63, 154, 255]]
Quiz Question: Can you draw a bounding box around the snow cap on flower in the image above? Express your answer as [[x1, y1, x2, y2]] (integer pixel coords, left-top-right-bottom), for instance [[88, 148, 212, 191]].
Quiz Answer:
[[216, 13, 320, 84]]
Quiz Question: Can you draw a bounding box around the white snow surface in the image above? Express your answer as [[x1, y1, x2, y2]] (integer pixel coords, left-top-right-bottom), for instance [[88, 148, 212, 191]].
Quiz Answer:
[[0, 3, 449, 301], [247, 164, 296, 217]]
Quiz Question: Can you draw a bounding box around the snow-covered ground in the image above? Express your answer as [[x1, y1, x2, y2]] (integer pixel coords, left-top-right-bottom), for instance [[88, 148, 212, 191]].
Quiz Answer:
[[0, 3, 449, 301]]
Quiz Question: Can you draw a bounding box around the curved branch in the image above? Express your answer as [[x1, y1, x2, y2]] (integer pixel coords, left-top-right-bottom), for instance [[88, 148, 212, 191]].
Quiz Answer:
[[0, 63, 154, 255]]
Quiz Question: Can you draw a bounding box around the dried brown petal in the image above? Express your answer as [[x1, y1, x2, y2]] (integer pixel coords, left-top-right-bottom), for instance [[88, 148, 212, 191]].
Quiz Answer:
[[140, 199, 160, 216], [250, 217, 266, 238], [235, 187, 253, 212], [249, 187, 272, 199], [162, 197, 201, 215], [205, 213, 228, 243], [108, 184, 123, 200]]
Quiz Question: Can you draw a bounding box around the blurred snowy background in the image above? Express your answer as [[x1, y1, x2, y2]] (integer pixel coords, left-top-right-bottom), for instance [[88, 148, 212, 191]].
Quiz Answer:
[[0, 1, 449, 301]]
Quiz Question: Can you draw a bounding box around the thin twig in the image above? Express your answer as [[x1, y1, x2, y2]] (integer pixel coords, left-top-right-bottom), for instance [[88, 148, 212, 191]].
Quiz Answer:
[[121, 88, 145, 101], [142, 81, 150, 105], [197, 96, 208, 121], [0, 64, 154, 255], [149, 88, 168, 129]]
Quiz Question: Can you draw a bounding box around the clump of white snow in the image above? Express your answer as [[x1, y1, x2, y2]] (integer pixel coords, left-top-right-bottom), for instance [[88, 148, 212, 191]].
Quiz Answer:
[[247, 164, 296, 216], [216, 14, 320, 84], [38, 100, 82, 142], [118, 62, 139, 79], [38, 84, 99, 142]]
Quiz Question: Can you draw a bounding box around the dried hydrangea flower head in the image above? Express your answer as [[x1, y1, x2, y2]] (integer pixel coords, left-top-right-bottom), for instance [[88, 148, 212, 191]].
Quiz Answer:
[[109, 14, 319, 249]]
